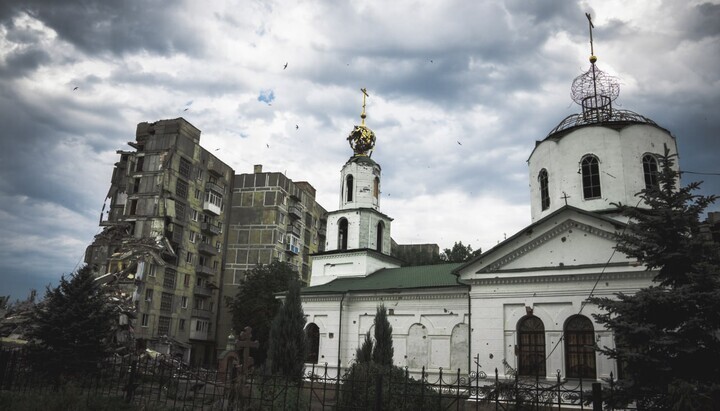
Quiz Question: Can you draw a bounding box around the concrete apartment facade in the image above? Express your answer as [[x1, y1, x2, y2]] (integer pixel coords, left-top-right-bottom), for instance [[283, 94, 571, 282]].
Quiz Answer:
[[216, 164, 328, 355], [85, 118, 233, 366]]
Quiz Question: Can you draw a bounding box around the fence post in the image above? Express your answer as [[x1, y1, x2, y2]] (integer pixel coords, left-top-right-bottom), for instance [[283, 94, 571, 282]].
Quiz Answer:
[[557, 370, 562, 411], [456, 368, 462, 411], [494, 367, 499, 411], [609, 372, 614, 411], [124, 359, 137, 403], [420, 366, 426, 407], [592, 382, 602, 411], [579, 373, 584, 411]]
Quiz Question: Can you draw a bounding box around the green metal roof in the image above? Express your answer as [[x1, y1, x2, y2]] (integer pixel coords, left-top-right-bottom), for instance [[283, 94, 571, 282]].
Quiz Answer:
[[301, 263, 465, 295]]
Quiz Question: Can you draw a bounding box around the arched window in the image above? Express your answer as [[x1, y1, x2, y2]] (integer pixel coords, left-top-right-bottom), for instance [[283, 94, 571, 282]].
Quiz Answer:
[[305, 323, 320, 364], [346, 175, 354, 202], [581, 155, 601, 199], [564, 315, 596, 379], [338, 218, 348, 250], [373, 177, 380, 199], [517, 316, 546, 376], [642, 154, 659, 189], [376, 221, 384, 253], [538, 169, 550, 210]]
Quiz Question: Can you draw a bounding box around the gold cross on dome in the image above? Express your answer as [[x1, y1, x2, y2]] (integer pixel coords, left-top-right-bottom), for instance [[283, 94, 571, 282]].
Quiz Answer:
[[360, 88, 369, 125]]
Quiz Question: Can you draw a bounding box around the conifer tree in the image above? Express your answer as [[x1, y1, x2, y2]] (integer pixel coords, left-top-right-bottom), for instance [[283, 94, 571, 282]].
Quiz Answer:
[[355, 331, 373, 364], [591, 148, 720, 410], [371, 304, 394, 367], [28, 265, 115, 377], [268, 280, 307, 379]]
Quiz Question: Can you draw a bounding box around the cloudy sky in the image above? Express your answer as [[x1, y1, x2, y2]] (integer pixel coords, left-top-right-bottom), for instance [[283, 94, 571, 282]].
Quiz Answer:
[[1, 0, 718, 301]]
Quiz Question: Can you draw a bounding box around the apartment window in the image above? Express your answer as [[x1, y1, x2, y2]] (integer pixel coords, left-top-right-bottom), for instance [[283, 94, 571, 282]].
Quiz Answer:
[[205, 190, 223, 208], [175, 202, 186, 221], [128, 199, 138, 216], [195, 189, 202, 200], [133, 178, 141, 194], [176, 179, 189, 199], [189, 231, 197, 243], [160, 292, 173, 312], [158, 316, 171, 335], [179, 157, 192, 179], [581, 155, 601, 199], [565, 315, 596, 379], [181, 296, 188, 308], [195, 320, 209, 332], [213, 260, 219, 270], [191, 209, 199, 221], [146, 264, 156, 277], [185, 252, 194, 265], [136, 156, 144, 172], [195, 168, 204, 181], [184, 274, 190, 287], [145, 288, 154, 302], [141, 314, 149, 327], [518, 316, 546, 376], [642, 154, 659, 189], [163, 268, 177, 288], [179, 319, 186, 331], [539, 169, 550, 211]]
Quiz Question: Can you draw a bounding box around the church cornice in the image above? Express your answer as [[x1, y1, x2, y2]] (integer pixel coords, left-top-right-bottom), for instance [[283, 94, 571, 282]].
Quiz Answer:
[[326, 208, 393, 221], [476, 219, 619, 274], [348, 291, 469, 302], [310, 248, 402, 264], [465, 270, 654, 287]]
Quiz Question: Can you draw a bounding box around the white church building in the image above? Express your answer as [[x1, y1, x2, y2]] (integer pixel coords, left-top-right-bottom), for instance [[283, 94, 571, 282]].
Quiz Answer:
[[299, 50, 678, 382]]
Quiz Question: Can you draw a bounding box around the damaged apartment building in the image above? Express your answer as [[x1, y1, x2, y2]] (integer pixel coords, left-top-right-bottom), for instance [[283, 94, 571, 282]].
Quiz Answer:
[[85, 117, 327, 366]]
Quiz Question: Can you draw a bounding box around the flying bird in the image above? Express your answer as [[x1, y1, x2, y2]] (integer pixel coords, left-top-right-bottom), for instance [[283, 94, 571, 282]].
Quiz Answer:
[[73, 86, 78, 90], [295, 124, 299, 130], [266, 144, 270, 148], [457, 141, 462, 145], [183, 108, 189, 112], [215, 148, 220, 151], [283, 62, 288, 69], [430, 59, 433, 63]]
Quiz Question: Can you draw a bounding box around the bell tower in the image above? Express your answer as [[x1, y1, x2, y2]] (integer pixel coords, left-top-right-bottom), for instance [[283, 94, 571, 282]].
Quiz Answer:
[[309, 89, 401, 287]]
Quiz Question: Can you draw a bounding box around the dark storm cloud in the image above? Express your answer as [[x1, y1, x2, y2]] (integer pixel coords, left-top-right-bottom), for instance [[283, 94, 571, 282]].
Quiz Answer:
[[0, 85, 123, 212], [303, 1, 586, 111], [0, 47, 51, 78], [0, 0, 204, 57], [687, 2, 720, 40]]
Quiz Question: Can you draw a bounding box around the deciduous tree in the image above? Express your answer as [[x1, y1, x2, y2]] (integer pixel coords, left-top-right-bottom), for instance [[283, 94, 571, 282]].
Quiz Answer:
[[440, 241, 481, 262], [227, 261, 296, 366]]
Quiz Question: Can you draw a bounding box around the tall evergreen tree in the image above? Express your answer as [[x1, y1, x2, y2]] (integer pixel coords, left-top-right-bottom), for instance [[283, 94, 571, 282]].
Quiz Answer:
[[227, 261, 296, 366], [355, 331, 373, 364], [591, 148, 720, 410], [28, 266, 115, 377], [372, 304, 394, 367], [268, 280, 307, 379]]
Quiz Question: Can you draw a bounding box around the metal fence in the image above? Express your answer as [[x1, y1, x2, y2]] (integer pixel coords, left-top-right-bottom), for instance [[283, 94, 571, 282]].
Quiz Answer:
[[0, 349, 634, 410]]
